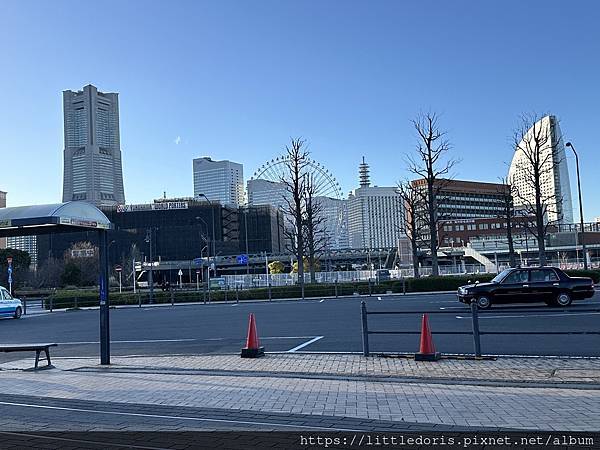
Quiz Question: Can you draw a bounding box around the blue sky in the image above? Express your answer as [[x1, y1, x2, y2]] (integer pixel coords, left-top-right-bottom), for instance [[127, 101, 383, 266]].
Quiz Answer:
[[1, 1, 599, 220]]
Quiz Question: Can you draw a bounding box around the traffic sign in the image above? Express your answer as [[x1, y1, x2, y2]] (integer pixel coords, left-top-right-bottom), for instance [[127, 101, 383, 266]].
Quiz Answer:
[[114, 265, 122, 272], [236, 254, 249, 265], [196, 269, 201, 274], [178, 269, 183, 276], [193, 258, 204, 266], [7, 266, 12, 274]]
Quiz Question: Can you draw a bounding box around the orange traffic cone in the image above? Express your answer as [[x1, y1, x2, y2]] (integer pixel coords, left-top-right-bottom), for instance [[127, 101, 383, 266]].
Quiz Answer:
[[415, 314, 441, 361], [241, 313, 265, 358]]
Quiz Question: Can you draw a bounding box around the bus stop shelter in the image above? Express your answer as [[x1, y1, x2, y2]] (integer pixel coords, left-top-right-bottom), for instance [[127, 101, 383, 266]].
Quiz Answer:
[[0, 201, 113, 364]]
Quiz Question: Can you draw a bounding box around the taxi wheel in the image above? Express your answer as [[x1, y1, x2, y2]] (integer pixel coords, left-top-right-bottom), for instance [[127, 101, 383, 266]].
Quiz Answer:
[[476, 296, 492, 309], [14, 307, 22, 319], [555, 292, 572, 307]]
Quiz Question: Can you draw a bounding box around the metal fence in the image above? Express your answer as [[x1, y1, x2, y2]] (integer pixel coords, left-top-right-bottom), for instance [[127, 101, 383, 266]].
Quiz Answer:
[[360, 300, 600, 357]]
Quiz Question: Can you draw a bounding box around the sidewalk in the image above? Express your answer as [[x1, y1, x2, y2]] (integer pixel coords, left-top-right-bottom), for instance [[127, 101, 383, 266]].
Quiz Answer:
[[1, 353, 600, 431]]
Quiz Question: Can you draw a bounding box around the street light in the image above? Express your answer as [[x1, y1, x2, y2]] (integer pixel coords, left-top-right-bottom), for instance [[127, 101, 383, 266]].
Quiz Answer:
[[565, 142, 588, 270], [145, 228, 156, 304]]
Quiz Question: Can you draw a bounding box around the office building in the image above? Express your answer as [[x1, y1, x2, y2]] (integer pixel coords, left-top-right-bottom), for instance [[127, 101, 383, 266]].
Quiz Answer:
[[411, 178, 509, 220], [6, 236, 37, 268], [508, 115, 573, 224], [316, 196, 349, 250], [0, 191, 5, 249], [193, 157, 244, 207], [62, 84, 125, 206], [347, 159, 404, 249], [246, 179, 289, 210]]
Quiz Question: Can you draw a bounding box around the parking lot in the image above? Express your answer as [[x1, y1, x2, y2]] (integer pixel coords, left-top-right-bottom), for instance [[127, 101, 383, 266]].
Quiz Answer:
[[0, 291, 599, 360]]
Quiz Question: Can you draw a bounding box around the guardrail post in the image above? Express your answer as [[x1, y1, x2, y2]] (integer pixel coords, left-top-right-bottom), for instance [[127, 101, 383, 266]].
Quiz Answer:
[[402, 278, 406, 295], [203, 283, 207, 305], [268, 283, 272, 301], [470, 301, 482, 357], [236, 285, 239, 303], [138, 293, 142, 308], [171, 288, 174, 306], [335, 280, 338, 298], [361, 301, 370, 356], [50, 297, 53, 313]]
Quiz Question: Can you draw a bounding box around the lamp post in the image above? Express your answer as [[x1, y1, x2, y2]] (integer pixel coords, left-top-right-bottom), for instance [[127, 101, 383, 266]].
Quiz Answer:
[[145, 228, 155, 304], [244, 207, 250, 275], [565, 142, 588, 270]]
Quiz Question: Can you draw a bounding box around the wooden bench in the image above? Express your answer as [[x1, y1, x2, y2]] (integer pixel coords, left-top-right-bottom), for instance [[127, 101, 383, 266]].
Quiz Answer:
[[0, 343, 58, 369]]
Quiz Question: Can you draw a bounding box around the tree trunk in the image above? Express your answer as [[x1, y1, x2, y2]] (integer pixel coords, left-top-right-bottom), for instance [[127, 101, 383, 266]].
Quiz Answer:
[[428, 182, 439, 276]]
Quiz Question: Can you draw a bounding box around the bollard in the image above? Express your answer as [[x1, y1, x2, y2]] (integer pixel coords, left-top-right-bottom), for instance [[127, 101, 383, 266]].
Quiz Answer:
[[368, 279, 372, 296], [236, 285, 239, 303], [74, 297, 78, 309], [470, 301, 482, 357], [402, 278, 406, 295], [224, 288, 228, 303], [335, 280, 338, 298], [361, 301, 370, 356], [50, 297, 53, 312], [268, 283, 272, 301], [23, 298, 27, 315], [171, 288, 174, 306], [138, 293, 142, 308]]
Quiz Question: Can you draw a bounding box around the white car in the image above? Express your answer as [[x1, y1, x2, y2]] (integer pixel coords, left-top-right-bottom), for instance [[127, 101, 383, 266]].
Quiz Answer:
[[0, 286, 23, 319]]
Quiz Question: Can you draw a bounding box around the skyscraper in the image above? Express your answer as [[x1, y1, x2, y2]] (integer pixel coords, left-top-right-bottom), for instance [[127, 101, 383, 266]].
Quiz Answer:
[[62, 84, 125, 206], [193, 157, 244, 207], [347, 158, 404, 249], [508, 115, 573, 224]]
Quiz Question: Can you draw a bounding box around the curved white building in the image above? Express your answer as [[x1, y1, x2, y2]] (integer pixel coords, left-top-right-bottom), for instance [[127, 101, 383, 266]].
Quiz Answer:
[[508, 115, 573, 224]]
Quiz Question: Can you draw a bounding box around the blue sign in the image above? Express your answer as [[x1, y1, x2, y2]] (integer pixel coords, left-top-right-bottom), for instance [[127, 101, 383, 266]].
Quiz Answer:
[[193, 258, 204, 266], [7, 266, 12, 275], [236, 254, 249, 265], [7, 274, 12, 284]]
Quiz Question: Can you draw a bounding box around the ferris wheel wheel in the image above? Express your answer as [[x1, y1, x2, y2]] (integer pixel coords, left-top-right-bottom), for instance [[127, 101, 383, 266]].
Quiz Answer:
[[250, 155, 347, 249], [251, 156, 344, 200]]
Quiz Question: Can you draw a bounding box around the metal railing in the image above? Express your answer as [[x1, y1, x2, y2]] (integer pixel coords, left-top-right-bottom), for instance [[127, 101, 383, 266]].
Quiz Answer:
[[360, 300, 600, 357]]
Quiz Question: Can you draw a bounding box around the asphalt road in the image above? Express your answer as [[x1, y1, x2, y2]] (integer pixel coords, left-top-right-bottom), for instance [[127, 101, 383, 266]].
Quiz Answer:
[[1, 291, 599, 360]]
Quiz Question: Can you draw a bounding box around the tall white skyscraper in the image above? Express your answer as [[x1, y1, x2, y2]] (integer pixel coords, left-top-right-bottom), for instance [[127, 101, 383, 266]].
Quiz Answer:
[[347, 159, 404, 249], [246, 179, 289, 210], [62, 84, 125, 206], [508, 115, 573, 224], [193, 157, 244, 207]]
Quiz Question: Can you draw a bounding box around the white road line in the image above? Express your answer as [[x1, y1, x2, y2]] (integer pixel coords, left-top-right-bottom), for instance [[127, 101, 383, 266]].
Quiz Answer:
[[0, 400, 360, 432], [456, 312, 600, 320], [286, 336, 324, 353], [319, 299, 325, 303]]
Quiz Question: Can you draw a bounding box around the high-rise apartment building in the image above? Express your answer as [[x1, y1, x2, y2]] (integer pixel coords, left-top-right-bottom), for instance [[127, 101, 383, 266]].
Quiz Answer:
[[193, 157, 244, 207], [508, 115, 573, 224], [347, 159, 404, 249], [62, 84, 125, 206]]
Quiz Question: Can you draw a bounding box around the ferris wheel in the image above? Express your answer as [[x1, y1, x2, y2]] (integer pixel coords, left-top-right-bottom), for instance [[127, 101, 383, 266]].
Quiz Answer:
[[250, 156, 347, 249], [251, 156, 344, 200]]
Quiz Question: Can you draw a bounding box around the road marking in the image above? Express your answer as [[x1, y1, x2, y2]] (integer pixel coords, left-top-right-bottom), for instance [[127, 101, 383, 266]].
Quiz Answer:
[[231, 304, 238, 307], [456, 312, 600, 320], [319, 299, 325, 303], [0, 400, 361, 432], [56, 339, 198, 345], [377, 296, 382, 301], [286, 336, 324, 353]]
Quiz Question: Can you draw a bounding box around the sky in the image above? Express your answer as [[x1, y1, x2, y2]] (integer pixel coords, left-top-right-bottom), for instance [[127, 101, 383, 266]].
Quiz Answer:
[[1, 0, 599, 220]]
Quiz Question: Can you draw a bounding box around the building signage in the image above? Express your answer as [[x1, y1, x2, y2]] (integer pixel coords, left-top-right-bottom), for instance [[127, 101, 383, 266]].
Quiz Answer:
[[117, 202, 189, 213], [71, 249, 96, 258]]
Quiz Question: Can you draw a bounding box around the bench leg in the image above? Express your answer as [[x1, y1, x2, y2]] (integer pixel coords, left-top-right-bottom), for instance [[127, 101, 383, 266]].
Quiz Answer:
[[35, 350, 41, 369], [45, 348, 51, 366]]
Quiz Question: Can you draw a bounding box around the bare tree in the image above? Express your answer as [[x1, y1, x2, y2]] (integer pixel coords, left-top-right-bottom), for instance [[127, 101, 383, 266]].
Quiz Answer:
[[279, 138, 310, 295], [510, 114, 563, 266], [304, 173, 328, 283], [496, 178, 517, 268], [397, 180, 427, 278], [406, 113, 459, 276]]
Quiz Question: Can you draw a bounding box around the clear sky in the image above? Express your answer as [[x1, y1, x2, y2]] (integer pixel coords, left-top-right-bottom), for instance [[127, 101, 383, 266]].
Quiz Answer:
[[1, 0, 599, 220]]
